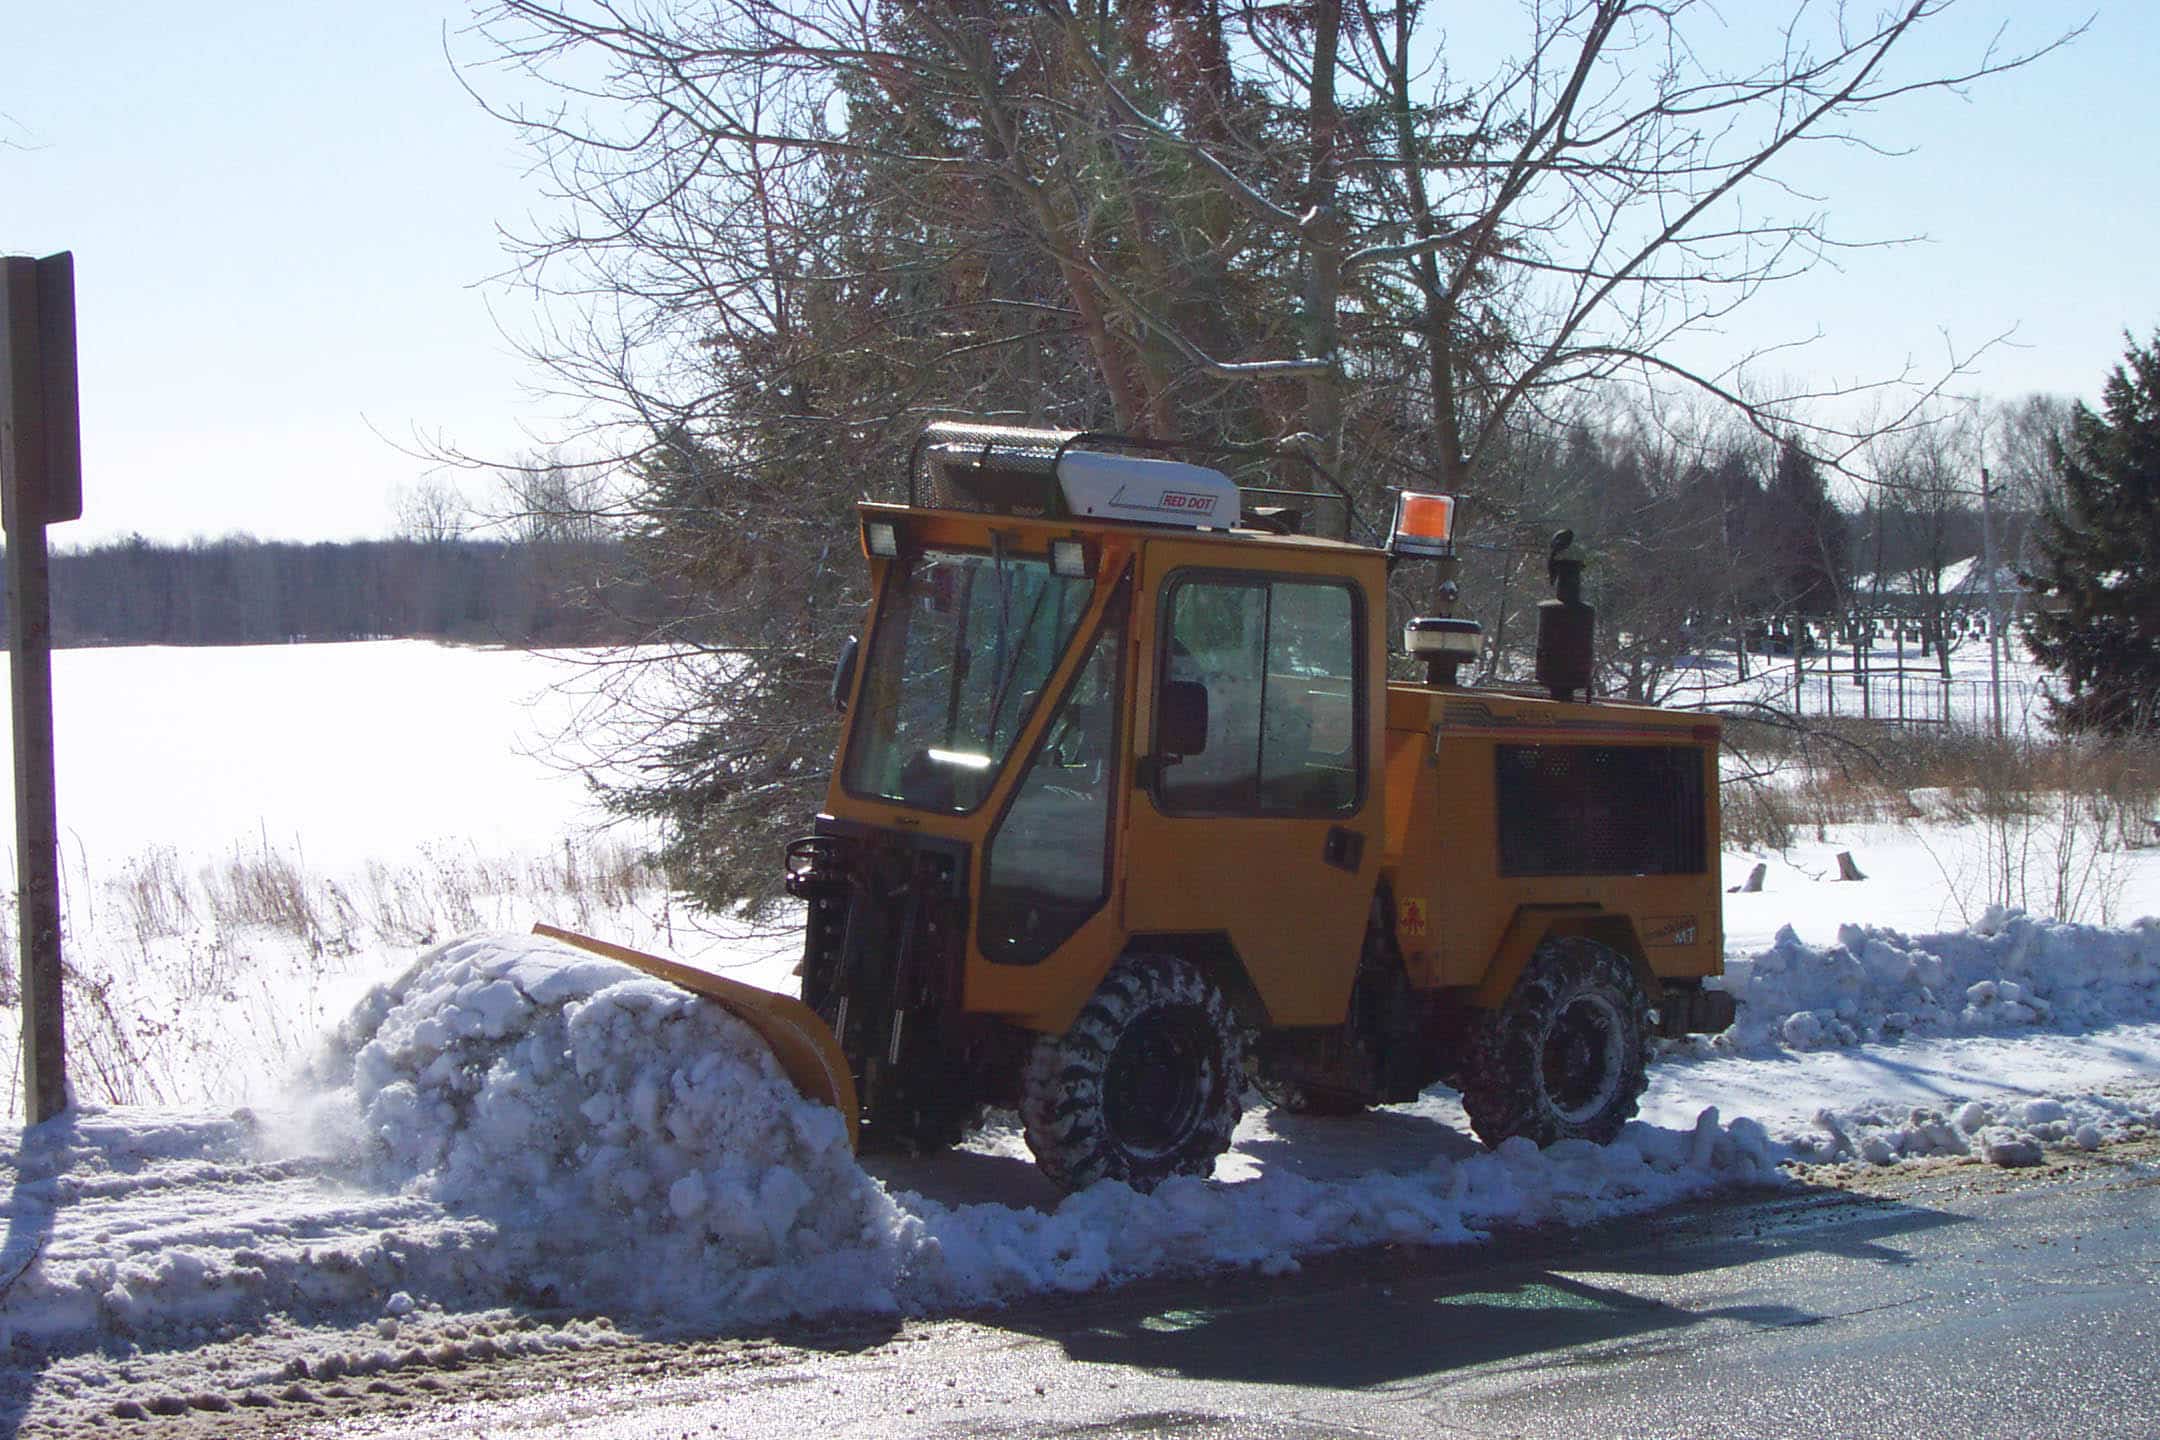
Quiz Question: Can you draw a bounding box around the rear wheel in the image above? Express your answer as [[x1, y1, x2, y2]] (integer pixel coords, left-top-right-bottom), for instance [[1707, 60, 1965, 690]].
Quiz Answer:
[[1020, 953, 1243, 1193], [1460, 937, 1648, 1148]]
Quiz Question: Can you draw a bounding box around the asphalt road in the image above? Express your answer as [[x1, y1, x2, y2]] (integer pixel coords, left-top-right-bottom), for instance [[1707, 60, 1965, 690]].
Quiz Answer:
[[262, 1141, 2160, 1440]]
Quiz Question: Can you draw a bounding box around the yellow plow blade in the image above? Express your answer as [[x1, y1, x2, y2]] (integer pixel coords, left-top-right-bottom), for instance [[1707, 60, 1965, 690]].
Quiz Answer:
[[532, 924, 859, 1151]]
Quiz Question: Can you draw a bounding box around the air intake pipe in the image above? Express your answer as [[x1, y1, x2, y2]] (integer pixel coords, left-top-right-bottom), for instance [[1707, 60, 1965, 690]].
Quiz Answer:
[[1535, 529, 1595, 702]]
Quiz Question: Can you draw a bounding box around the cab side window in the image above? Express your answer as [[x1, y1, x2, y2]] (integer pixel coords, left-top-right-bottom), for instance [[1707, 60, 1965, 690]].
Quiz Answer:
[[1158, 575, 1360, 815]]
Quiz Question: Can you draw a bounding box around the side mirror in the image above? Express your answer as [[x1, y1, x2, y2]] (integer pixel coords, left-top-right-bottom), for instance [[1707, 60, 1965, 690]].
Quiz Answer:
[[830, 635, 860, 713], [1159, 679, 1209, 758]]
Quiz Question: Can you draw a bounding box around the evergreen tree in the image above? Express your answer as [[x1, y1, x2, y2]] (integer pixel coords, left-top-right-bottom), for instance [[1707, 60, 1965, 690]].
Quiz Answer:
[[1763, 437, 1850, 616], [2022, 332, 2160, 733]]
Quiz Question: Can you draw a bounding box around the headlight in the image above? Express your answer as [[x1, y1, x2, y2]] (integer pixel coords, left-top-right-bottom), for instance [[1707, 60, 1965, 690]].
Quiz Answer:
[[1050, 537, 1091, 577]]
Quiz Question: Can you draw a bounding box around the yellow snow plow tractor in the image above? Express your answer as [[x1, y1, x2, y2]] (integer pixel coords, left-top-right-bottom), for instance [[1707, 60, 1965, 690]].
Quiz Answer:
[[586, 420, 1735, 1194]]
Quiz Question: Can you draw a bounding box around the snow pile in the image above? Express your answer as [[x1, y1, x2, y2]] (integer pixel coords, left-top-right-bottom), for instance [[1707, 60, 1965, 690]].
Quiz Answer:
[[0, 1101, 1784, 1352], [1652, 908, 2160, 1170], [1708, 909, 2160, 1054], [1789, 1091, 2160, 1168], [904, 1110, 1779, 1301], [306, 936, 1786, 1317], [2, 934, 1791, 1357], [29, 913, 2160, 1368], [304, 933, 909, 1313]]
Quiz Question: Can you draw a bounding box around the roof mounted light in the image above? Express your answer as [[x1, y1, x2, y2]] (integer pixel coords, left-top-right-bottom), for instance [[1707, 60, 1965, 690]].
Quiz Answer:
[[1049, 537, 1092, 578], [1405, 615, 1483, 687], [1404, 616, 1482, 659], [1387, 491, 1458, 560], [911, 419, 1247, 529], [863, 519, 901, 558]]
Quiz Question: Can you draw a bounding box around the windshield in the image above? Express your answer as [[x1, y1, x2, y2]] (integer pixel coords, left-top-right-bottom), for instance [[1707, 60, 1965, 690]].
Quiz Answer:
[[842, 546, 1095, 812]]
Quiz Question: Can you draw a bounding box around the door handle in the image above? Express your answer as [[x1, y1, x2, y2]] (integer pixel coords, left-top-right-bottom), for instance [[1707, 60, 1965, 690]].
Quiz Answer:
[[1323, 826, 1363, 873]]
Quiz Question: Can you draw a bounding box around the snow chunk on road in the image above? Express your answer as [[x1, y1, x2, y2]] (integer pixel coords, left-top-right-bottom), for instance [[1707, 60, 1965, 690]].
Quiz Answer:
[[1782, 1090, 2160, 1169]]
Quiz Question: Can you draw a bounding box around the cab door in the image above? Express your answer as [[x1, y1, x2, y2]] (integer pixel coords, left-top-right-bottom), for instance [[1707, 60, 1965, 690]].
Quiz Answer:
[[1121, 541, 1385, 1026]]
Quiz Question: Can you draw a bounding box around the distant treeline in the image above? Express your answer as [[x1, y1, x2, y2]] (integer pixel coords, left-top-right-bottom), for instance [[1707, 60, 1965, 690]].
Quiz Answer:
[[10, 536, 664, 648]]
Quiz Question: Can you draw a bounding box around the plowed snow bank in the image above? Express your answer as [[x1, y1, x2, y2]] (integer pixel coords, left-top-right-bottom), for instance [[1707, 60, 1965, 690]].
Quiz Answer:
[[305, 933, 910, 1313], [7, 932, 1788, 1360], [1701, 909, 2160, 1053], [1657, 909, 2160, 1166], [31, 906, 2160, 1380]]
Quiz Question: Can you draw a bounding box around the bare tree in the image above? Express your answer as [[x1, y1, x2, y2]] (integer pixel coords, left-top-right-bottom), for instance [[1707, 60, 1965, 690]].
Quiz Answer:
[[456, 0, 2078, 909], [1988, 391, 2075, 576], [1869, 419, 1980, 677], [466, 0, 2074, 480], [391, 475, 472, 545], [488, 456, 615, 546]]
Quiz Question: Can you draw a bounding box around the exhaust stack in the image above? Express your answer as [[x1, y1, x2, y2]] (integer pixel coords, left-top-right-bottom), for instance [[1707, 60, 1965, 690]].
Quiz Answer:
[[1535, 530, 1595, 702]]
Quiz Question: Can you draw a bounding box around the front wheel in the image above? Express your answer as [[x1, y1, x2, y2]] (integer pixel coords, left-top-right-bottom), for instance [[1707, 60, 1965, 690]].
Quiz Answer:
[[1460, 937, 1649, 1148], [1020, 953, 1243, 1194]]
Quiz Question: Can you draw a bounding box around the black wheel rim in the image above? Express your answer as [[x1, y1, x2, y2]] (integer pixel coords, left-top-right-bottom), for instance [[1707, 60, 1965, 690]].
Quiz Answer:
[[1103, 1005, 1214, 1160], [1541, 992, 1625, 1125]]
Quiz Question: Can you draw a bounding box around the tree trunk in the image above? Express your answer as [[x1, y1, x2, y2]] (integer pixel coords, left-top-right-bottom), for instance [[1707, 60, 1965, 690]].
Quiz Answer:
[[1301, 0, 1344, 474]]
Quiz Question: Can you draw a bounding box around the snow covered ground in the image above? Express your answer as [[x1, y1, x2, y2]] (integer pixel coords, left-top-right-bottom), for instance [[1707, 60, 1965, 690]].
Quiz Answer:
[[24, 640, 616, 869], [0, 641, 787, 1120], [1654, 625, 2052, 735], [10, 916, 2160, 1430], [3, 639, 2160, 1430]]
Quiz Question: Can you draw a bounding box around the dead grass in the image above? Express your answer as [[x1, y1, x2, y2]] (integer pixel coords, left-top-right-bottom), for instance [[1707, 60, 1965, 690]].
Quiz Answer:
[[1, 834, 679, 1119], [1727, 722, 2160, 836], [113, 847, 196, 944], [202, 845, 330, 941], [357, 840, 664, 945], [1722, 721, 2160, 925]]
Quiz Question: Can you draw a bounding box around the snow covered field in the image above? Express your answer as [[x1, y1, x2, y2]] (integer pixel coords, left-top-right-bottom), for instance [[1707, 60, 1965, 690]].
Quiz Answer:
[[0, 641, 792, 1120], [5, 639, 2160, 1430], [28, 640, 616, 869]]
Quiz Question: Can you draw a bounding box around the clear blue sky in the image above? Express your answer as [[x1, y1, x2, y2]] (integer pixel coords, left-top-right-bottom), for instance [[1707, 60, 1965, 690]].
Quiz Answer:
[[4, 1, 2153, 544]]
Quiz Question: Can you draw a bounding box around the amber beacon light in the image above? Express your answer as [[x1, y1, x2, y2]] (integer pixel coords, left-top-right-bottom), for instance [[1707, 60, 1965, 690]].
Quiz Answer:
[[1387, 491, 1458, 560]]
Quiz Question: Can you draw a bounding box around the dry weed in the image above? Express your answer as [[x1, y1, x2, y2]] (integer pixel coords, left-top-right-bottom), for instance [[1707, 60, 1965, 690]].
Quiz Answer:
[[113, 847, 195, 944], [10, 833, 680, 1120], [1722, 720, 2158, 925]]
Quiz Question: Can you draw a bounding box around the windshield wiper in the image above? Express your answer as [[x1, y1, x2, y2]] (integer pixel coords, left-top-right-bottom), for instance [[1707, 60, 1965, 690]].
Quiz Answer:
[[985, 571, 1055, 743], [989, 531, 1011, 713]]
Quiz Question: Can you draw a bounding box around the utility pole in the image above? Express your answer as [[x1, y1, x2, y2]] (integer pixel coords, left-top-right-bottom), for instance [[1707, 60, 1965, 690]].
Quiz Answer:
[[1968, 397, 2006, 737], [1973, 397, 2005, 738], [1980, 464, 2004, 738], [2, 252, 83, 1125]]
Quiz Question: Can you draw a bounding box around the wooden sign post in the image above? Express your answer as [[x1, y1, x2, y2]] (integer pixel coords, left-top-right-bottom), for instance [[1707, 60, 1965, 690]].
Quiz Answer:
[[2, 251, 83, 1125]]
